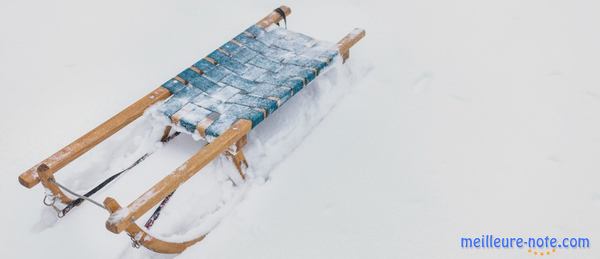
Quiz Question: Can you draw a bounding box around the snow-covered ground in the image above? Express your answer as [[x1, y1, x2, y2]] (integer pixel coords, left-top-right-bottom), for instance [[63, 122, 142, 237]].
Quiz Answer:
[[2, 0, 600, 258]]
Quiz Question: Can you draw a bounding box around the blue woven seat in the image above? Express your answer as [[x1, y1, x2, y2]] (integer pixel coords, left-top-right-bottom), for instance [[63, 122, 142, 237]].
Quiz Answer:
[[158, 24, 339, 139]]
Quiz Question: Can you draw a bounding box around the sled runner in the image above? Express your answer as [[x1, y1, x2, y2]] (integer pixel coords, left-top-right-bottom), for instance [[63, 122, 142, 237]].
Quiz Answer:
[[18, 6, 365, 254]]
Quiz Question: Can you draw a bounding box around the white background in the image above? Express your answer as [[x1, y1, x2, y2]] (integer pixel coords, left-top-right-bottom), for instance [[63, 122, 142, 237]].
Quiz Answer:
[[1, 0, 599, 258]]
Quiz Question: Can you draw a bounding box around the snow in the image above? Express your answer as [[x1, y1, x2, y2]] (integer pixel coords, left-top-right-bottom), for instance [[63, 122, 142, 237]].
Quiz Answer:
[[2, 0, 600, 259], [108, 207, 131, 225]]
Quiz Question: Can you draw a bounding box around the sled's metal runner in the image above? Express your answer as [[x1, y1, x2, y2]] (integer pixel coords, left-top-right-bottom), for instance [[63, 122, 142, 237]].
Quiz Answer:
[[17, 5, 365, 254]]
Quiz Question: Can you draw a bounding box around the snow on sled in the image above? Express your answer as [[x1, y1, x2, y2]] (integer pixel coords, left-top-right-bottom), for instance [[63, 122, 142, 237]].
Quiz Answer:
[[18, 6, 365, 254]]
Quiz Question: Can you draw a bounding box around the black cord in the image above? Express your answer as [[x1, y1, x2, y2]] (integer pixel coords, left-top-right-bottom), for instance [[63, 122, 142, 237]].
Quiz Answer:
[[274, 7, 287, 29], [60, 132, 181, 216], [61, 153, 150, 215], [144, 191, 175, 229]]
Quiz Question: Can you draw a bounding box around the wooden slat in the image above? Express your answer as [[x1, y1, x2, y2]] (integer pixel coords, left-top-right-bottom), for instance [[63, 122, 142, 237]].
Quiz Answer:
[[18, 86, 172, 188], [256, 5, 291, 28], [160, 126, 173, 143], [105, 119, 252, 234]]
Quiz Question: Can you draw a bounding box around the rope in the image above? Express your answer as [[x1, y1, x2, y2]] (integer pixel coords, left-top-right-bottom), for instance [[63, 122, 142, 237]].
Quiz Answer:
[[274, 7, 287, 29], [58, 153, 151, 216], [51, 178, 106, 210]]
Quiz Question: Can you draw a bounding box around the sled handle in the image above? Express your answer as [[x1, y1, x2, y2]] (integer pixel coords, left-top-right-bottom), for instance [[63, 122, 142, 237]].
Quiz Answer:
[[337, 28, 366, 62], [104, 119, 252, 234], [18, 87, 172, 189]]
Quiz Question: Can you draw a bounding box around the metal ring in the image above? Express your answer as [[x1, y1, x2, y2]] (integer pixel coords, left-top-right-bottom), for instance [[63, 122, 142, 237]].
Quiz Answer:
[[47, 203, 64, 218]]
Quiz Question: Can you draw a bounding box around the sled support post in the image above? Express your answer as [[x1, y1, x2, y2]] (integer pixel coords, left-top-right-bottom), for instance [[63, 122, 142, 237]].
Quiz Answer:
[[105, 119, 252, 235], [337, 28, 366, 62], [36, 164, 72, 203], [226, 135, 248, 180], [161, 126, 173, 142], [18, 87, 172, 189]]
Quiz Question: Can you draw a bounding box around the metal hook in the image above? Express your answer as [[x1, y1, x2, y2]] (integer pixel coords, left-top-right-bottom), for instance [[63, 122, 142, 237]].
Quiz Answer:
[[43, 195, 56, 206], [50, 203, 64, 218], [131, 237, 141, 249], [43, 195, 67, 218]]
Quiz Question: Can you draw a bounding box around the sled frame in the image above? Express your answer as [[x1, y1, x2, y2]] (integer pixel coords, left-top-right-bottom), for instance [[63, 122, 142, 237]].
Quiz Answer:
[[18, 5, 365, 254]]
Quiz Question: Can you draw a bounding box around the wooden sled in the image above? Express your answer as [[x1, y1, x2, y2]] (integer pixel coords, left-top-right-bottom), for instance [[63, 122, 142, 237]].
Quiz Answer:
[[18, 6, 365, 254]]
